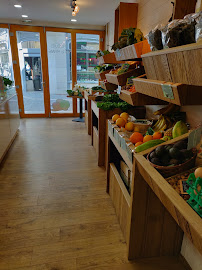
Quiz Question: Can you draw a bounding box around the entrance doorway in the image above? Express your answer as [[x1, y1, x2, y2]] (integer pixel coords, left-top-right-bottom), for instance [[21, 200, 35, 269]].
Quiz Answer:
[[9, 25, 104, 118]]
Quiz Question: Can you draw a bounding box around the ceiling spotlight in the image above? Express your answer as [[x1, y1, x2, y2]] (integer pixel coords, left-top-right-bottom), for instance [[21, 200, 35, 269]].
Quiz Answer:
[[74, 5, 79, 13], [14, 4, 22, 8], [71, 19, 77, 22], [22, 15, 28, 18], [72, 11, 76, 16]]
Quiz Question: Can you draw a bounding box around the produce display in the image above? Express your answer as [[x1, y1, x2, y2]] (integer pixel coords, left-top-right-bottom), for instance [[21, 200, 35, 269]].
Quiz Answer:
[[96, 50, 110, 58], [112, 27, 145, 51], [109, 63, 130, 75], [94, 64, 114, 73], [67, 85, 87, 97], [147, 12, 202, 50], [97, 94, 132, 111], [122, 85, 136, 93]]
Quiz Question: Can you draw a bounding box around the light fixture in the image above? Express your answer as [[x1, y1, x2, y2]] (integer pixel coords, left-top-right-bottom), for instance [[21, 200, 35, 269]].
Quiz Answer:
[[71, 0, 80, 16], [14, 4, 22, 8], [22, 15, 28, 18], [74, 5, 79, 13], [71, 19, 77, 22]]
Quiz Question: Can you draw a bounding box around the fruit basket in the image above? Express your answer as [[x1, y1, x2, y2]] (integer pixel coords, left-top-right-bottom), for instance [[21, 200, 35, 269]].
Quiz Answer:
[[147, 141, 197, 178], [94, 70, 111, 80]]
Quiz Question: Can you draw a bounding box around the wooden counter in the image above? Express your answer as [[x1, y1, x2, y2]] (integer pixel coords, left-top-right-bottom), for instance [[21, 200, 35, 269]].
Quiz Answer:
[[0, 91, 20, 163]]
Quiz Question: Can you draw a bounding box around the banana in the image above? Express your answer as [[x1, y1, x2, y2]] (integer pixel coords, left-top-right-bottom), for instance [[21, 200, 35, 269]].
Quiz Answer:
[[155, 116, 166, 131], [160, 123, 167, 132], [152, 117, 163, 131], [153, 103, 176, 116]]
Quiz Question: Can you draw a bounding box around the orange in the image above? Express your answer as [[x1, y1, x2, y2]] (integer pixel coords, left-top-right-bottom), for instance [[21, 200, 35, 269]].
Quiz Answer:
[[120, 127, 126, 132], [153, 132, 163, 140], [143, 135, 153, 143], [143, 135, 153, 142], [135, 142, 143, 147], [130, 132, 143, 144], [125, 122, 134, 132], [120, 112, 129, 121], [116, 117, 126, 128], [112, 114, 120, 122]]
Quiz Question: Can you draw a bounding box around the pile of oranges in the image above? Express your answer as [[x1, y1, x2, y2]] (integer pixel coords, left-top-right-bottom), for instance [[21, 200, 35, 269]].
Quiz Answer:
[[130, 131, 163, 147], [112, 113, 163, 146], [112, 113, 134, 132]]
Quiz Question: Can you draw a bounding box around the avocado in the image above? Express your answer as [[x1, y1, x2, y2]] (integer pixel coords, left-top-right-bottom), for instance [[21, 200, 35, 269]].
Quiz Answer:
[[165, 145, 172, 153], [150, 151, 157, 159], [161, 155, 170, 166], [151, 158, 161, 166], [173, 140, 187, 150], [180, 149, 192, 159], [169, 147, 180, 159], [155, 145, 166, 157], [170, 159, 179, 166]]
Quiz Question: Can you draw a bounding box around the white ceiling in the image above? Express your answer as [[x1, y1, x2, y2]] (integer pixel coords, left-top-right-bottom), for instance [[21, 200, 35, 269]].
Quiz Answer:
[[0, 0, 138, 29]]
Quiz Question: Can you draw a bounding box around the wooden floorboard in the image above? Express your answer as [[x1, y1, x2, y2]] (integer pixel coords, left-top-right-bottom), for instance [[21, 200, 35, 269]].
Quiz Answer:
[[0, 118, 186, 270]]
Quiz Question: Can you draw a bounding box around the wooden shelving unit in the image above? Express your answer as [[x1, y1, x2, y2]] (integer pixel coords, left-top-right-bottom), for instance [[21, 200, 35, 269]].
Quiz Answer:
[[91, 101, 145, 167], [133, 78, 202, 106], [106, 120, 202, 262]]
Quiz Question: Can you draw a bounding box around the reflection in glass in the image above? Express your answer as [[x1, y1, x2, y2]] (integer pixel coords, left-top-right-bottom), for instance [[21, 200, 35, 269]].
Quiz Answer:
[[76, 34, 99, 89], [17, 31, 45, 114], [46, 32, 73, 114]]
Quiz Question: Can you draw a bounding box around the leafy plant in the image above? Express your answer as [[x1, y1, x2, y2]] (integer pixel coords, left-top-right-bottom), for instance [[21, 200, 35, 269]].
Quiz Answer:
[[97, 94, 132, 111], [3, 77, 13, 87]]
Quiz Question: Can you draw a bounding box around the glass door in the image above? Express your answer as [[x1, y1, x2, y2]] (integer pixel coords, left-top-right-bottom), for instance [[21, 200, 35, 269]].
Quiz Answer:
[[46, 31, 73, 116], [9, 25, 49, 117]]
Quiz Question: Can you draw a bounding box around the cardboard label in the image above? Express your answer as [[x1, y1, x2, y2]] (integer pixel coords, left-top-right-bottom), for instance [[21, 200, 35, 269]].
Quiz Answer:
[[116, 49, 121, 58], [187, 126, 202, 150], [161, 84, 174, 100]]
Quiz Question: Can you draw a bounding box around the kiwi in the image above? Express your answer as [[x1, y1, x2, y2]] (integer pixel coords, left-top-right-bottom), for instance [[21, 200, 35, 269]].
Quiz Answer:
[[169, 147, 180, 159]]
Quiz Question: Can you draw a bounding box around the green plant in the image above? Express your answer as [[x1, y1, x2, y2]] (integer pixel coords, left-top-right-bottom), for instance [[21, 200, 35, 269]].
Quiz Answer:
[[3, 77, 13, 87]]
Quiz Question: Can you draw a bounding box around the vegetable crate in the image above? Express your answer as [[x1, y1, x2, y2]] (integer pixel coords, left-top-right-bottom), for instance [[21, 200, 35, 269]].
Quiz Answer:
[[115, 40, 151, 61], [94, 70, 111, 80], [142, 43, 202, 86]]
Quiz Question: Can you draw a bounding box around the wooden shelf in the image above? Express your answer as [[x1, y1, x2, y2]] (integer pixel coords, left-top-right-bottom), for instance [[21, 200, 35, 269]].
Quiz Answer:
[[114, 40, 151, 61], [94, 70, 110, 80], [106, 67, 144, 86], [97, 52, 124, 65], [119, 90, 167, 106], [133, 151, 202, 257], [100, 81, 117, 91], [142, 43, 202, 86], [133, 78, 202, 106]]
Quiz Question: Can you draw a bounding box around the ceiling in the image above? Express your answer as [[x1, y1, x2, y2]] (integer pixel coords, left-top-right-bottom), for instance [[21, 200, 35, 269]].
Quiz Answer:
[[0, 0, 137, 29]]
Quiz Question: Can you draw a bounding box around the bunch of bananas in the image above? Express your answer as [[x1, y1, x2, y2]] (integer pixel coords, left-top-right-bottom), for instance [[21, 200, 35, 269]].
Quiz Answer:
[[152, 115, 174, 132], [153, 103, 179, 116]]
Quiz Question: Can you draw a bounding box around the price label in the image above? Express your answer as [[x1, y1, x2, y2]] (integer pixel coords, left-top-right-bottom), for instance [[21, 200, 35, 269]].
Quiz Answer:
[[117, 85, 121, 94], [116, 49, 121, 58], [161, 84, 174, 100]]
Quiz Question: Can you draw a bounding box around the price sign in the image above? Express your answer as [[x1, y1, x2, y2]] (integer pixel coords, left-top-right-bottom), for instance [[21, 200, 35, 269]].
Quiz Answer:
[[187, 126, 202, 150], [116, 49, 121, 58], [117, 85, 121, 94], [161, 84, 174, 100]]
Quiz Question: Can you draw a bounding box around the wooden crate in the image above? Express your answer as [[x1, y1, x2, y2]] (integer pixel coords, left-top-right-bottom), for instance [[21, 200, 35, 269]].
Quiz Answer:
[[142, 43, 202, 86], [109, 163, 130, 242], [94, 70, 111, 80], [115, 40, 151, 61], [98, 52, 124, 65], [119, 90, 167, 106], [100, 81, 117, 91], [105, 68, 144, 86], [133, 78, 202, 106]]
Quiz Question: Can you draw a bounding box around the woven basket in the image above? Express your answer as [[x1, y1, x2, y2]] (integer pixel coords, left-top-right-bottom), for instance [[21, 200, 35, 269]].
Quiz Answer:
[[147, 148, 197, 178]]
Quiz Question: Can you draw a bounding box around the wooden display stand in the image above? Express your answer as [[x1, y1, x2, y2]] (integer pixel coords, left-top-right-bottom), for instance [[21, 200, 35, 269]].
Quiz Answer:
[[106, 121, 202, 263], [91, 101, 145, 167]]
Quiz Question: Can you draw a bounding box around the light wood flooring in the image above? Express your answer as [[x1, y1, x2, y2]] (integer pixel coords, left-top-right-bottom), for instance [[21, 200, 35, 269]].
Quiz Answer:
[[0, 118, 186, 270]]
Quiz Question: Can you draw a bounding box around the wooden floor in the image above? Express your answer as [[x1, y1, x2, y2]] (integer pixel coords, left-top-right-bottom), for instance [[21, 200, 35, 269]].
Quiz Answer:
[[0, 118, 186, 270]]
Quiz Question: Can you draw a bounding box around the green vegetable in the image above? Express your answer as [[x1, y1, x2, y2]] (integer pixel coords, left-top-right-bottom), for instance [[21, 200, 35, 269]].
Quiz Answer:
[[3, 77, 13, 87], [135, 139, 164, 153], [97, 94, 132, 111]]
